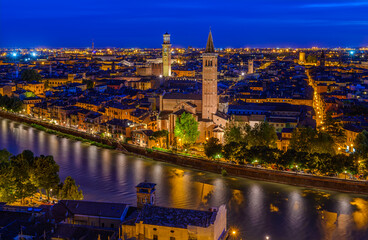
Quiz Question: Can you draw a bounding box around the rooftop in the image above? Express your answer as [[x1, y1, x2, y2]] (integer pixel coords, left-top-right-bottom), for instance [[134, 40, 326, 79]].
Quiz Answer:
[[56, 200, 128, 219], [136, 205, 217, 229]]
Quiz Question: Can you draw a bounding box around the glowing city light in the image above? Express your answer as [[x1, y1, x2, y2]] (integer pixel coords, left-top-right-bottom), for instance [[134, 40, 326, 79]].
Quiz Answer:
[[12, 52, 17, 57], [32, 52, 36, 57]]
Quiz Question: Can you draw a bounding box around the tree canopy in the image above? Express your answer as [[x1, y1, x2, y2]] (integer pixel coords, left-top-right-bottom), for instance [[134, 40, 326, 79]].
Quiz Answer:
[[58, 176, 83, 200], [151, 130, 169, 149], [21, 69, 41, 82], [354, 130, 368, 160], [245, 122, 278, 148], [174, 112, 200, 146], [0, 149, 83, 204], [0, 95, 23, 112], [204, 137, 222, 159], [290, 127, 335, 155]]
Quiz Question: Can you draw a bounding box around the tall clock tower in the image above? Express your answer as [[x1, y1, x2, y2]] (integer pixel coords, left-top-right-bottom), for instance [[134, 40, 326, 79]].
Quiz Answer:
[[162, 32, 171, 77], [202, 29, 218, 120]]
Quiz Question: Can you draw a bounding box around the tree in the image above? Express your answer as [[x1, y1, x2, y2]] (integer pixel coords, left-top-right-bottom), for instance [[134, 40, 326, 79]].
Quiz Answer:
[[174, 112, 200, 146], [290, 127, 336, 155], [246, 146, 282, 166], [312, 132, 336, 155], [223, 141, 244, 162], [355, 130, 368, 160], [33, 155, 60, 200], [151, 130, 169, 149], [0, 149, 15, 203], [83, 79, 94, 89], [245, 122, 278, 148], [204, 137, 222, 159], [21, 69, 41, 82], [323, 112, 346, 149], [9, 150, 37, 204], [224, 124, 244, 144], [58, 176, 83, 200], [0, 95, 23, 112]]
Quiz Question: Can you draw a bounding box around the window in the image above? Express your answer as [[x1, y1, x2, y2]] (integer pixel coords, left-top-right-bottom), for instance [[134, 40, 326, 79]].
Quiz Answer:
[[153, 235, 158, 240], [170, 237, 175, 240]]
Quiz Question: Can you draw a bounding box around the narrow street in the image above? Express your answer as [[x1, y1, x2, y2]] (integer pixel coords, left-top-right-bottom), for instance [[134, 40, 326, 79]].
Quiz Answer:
[[306, 68, 325, 127]]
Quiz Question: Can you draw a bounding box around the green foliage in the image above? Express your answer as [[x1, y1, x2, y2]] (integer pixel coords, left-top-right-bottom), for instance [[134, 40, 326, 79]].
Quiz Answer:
[[151, 130, 169, 148], [224, 122, 277, 148], [83, 79, 94, 89], [323, 112, 346, 148], [246, 146, 283, 165], [0, 149, 15, 203], [174, 112, 200, 146], [204, 137, 222, 159], [9, 150, 37, 204], [58, 176, 84, 200], [0, 95, 23, 112], [223, 141, 245, 162], [354, 130, 368, 160], [21, 69, 41, 82], [220, 141, 358, 176], [0, 149, 83, 204], [221, 168, 228, 176], [224, 124, 244, 144], [290, 127, 336, 154], [245, 122, 278, 148], [33, 155, 60, 200]]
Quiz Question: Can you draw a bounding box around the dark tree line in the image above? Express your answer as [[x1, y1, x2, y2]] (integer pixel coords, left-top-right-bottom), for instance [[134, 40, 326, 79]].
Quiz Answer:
[[204, 122, 362, 177], [0, 149, 83, 204], [0, 95, 23, 112]]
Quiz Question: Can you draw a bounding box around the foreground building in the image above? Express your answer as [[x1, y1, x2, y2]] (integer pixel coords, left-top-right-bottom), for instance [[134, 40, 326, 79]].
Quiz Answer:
[[49, 182, 227, 240]]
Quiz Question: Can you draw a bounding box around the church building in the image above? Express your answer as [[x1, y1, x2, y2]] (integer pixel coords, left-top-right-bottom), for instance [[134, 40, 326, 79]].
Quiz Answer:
[[157, 30, 228, 144]]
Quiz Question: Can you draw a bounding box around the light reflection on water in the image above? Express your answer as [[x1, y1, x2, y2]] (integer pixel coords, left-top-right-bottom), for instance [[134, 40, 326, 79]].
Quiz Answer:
[[1, 117, 368, 239]]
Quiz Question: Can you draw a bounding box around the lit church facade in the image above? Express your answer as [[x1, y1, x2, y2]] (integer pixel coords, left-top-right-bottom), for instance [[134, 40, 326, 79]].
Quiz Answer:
[[157, 30, 228, 144]]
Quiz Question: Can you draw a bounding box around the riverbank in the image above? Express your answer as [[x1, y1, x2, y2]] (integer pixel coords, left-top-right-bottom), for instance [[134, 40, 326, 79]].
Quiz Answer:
[[1, 110, 368, 194]]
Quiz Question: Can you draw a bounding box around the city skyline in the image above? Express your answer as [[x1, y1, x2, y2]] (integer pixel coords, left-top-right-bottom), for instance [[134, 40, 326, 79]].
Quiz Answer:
[[1, 0, 368, 48]]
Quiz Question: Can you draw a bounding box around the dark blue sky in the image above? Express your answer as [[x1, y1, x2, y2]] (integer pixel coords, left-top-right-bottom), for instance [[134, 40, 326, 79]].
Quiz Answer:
[[1, 0, 368, 48]]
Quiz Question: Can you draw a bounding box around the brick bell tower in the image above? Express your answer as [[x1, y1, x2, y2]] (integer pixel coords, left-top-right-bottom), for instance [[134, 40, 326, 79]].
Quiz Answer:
[[162, 32, 172, 77], [202, 29, 218, 120]]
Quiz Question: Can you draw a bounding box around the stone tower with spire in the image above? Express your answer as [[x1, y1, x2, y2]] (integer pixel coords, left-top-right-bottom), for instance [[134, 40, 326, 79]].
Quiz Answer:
[[202, 29, 218, 120], [162, 32, 171, 77]]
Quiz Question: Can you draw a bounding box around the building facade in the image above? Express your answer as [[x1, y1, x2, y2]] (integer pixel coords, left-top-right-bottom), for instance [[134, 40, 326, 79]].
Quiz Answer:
[[202, 30, 218, 120], [162, 33, 172, 77]]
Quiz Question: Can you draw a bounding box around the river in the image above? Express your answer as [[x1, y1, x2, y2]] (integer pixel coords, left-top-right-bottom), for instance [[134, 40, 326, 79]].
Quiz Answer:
[[1, 117, 368, 240]]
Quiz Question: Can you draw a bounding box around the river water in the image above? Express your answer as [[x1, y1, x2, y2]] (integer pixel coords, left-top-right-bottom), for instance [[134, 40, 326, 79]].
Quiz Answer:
[[1, 117, 368, 240]]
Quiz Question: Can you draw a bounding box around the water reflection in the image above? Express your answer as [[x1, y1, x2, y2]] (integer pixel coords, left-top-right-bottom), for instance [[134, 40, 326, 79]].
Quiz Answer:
[[1, 117, 368, 239]]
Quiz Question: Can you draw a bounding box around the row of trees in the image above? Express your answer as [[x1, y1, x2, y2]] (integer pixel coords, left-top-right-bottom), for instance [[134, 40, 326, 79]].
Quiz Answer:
[[0, 95, 23, 112], [204, 122, 364, 177], [0, 149, 83, 204]]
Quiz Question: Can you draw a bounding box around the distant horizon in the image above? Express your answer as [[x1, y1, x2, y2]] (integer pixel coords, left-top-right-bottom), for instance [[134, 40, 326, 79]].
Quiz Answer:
[[1, 0, 368, 48], [1, 43, 367, 50]]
